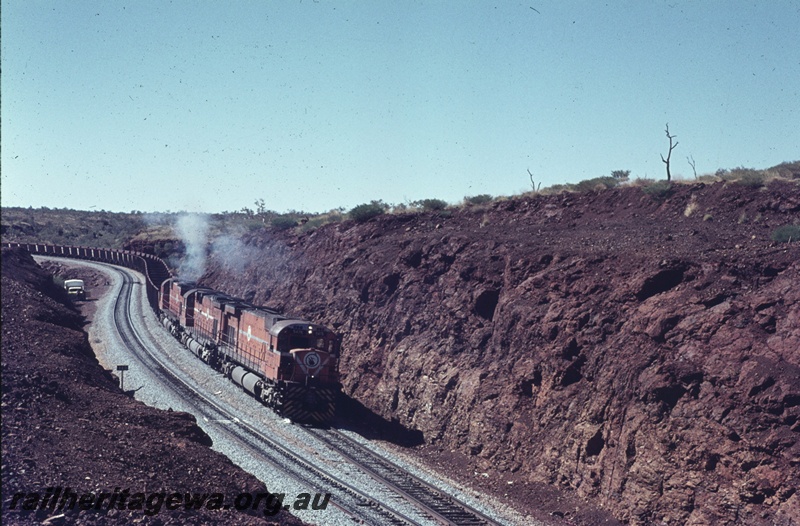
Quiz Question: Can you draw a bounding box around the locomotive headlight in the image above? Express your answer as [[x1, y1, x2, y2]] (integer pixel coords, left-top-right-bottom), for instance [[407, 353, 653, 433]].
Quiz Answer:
[[308, 326, 313, 334]]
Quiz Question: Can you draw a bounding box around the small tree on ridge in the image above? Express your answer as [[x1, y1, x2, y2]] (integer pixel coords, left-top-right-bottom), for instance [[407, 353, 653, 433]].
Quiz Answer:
[[660, 123, 679, 181]]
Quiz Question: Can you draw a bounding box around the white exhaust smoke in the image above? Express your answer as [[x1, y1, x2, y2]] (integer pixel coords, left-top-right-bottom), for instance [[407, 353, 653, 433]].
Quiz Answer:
[[174, 213, 209, 282], [210, 231, 260, 275]]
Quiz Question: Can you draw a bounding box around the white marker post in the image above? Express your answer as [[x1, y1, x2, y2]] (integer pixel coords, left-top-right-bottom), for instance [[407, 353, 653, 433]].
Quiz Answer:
[[117, 365, 129, 391]]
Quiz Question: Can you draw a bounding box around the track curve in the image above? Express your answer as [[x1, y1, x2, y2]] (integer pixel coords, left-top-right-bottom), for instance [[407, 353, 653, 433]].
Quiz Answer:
[[23, 250, 526, 525], [106, 262, 426, 525]]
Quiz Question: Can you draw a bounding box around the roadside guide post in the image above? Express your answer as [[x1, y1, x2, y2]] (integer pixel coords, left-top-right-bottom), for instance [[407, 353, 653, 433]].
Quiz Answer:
[[117, 365, 129, 391]]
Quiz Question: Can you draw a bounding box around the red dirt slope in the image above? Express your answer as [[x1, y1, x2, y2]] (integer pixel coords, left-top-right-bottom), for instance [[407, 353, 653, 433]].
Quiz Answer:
[[1, 247, 305, 525], [202, 180, 800, 525]]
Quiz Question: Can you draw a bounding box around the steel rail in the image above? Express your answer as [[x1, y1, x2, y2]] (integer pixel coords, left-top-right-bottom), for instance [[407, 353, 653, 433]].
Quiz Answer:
[[105, 263, 422, 525], [34, 255, 515, 525], [307, 428, 505, 526]]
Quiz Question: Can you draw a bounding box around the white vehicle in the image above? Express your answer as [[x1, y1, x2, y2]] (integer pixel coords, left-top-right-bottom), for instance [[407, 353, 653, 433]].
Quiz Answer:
[[64, 279, 86, 300]]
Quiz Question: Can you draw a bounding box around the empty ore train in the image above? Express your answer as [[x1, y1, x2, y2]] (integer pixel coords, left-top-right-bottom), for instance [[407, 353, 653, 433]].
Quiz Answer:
[[159, 278, 341, 424]]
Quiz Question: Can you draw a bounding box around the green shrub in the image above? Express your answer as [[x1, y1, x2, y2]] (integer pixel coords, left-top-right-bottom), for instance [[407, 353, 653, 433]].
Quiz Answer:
[[719, 166, 766, 186], [51, 275, 66, 289], [769, 160, 800, 180], [412, 198, 448, 211], [771, 225, 800, 243], [464, 194, 494, 205], [271, 216, 297, 230], [297, 217, 324, 233], [737, 171, 766, 188], [642, 181, 674, 201], [574, 176, 619, 193], [348, 201, 386, 223], [611, 169, 631, 180], [725, 166, 759, 178]]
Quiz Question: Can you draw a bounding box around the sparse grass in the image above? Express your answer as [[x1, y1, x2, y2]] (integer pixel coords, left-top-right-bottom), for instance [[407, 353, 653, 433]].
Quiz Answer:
[[573, 176, 620, 193], [538, 176, 620, 195], [771, 224, 800, 243], [3, 161, 798, 250], [538, 184, 573, 195], [297, 218, 323, 232], [697, 174, 719, 183], [769, 160, 800, 180], [716, 166, 771, 188], [297, 210, 346, 233], [642, 181, 674, 202], [631, 177, 658, 187], [411, 198, 448, 211], [128, 224, 175, 243], [464, 194, 494, 206], [271, 216, 297, 230], [1, 207, 146, 248]]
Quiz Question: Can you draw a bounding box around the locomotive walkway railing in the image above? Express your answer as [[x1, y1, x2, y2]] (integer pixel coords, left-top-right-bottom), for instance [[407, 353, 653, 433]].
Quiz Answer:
[[2, 242, 172, 312]]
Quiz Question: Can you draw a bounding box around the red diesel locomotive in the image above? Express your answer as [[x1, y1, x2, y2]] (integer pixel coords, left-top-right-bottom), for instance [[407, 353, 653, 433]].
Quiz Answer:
[[159, 278, 340, 424]]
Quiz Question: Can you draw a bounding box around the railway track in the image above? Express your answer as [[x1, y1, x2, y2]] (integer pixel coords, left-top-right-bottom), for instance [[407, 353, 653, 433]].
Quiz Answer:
[[41, 256, 517, 525], [107, 264, 421, 525], [308, 428, 504, 526]]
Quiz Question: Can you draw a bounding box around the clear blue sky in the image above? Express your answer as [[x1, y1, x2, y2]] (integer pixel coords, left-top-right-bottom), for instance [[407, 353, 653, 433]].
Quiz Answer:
[[2, 1, 798, 214]]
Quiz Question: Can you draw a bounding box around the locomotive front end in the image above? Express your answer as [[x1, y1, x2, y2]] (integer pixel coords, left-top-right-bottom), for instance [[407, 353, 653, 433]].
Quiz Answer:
[[272, 321, 341, 423]]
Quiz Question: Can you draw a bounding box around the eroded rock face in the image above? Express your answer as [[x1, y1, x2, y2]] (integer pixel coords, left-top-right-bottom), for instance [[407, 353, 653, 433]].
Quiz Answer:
[[203, 181, 800, 525]]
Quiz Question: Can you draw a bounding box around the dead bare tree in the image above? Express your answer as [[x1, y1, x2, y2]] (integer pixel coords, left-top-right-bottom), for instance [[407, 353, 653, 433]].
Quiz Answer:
[[527, 168, 542, 193], [687, 155, 697, 179], [660, 123, 679, 181]]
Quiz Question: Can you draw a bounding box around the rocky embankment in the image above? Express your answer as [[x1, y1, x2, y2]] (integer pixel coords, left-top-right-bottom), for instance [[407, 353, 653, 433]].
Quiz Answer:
[[203, 181, 800, 525], [1, 247, 305, 525]]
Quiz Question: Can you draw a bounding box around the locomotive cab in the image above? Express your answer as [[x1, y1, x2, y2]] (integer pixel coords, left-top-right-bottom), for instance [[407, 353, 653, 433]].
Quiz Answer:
[[266, 320, 341, 420], [271, 321, 340, 385]]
